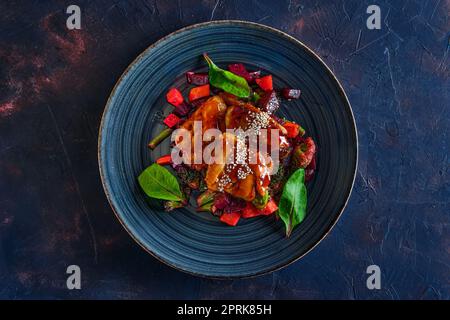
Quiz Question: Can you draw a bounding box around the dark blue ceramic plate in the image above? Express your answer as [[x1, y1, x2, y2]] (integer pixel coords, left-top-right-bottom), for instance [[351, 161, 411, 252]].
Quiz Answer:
[[99, 21, 357, 278]]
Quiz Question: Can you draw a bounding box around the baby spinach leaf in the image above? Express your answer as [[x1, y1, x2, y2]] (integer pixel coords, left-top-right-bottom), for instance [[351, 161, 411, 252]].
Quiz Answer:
[[278, 168, 307, 237], [204, 54, 251, 98], [138, 163, 184, 201]]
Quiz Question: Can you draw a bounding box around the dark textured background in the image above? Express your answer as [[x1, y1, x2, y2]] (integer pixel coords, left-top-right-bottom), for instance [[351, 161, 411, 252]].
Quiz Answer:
[[0, 0, 448, 299]]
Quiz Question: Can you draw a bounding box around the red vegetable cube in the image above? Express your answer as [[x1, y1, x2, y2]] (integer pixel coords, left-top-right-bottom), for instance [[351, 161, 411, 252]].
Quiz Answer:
[[283, 121, 304, 138], [228, 63, 252, 82], [305, 155, 316, 182], [166, 88, 184, 107], [173, 102, 191, 117], [242, 200, 278, 218], [255, 75, 273, 91], [281, 88, 301, 100], [249, 70, 261, 82], [163, 113, 181, 128], [156, 154, 172, 166], [261, 199, 278, 215], [242, 203, 258, 218], [189, 84, 210, 102], [257, 90, 279, 114], [220, 212, 241, 226], [186, 72, 209, 85]]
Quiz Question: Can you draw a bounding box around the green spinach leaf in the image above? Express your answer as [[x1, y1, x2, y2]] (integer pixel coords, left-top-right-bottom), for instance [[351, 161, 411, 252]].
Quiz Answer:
[[278, 168, 307, 237], [138, 163, 184, 201], [204, 54, 251, 98]]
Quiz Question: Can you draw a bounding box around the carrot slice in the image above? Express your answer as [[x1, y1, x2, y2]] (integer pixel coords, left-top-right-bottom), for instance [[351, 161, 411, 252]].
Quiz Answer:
[[255, 75, 273, 91], [189, 84, 210, 102], [156, 154, 172, 166]]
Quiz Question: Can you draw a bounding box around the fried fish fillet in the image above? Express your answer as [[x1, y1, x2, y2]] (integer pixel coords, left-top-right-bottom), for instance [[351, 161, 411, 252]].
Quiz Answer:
[[179, 95, 227, 170]]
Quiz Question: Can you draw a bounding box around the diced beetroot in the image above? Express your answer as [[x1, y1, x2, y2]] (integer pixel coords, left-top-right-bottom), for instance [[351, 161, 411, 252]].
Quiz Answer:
[[224, 197, 246, 213], [291, 137, 316, 169], [212, 194, 246, 214], [281, 88, 301, 100], [228, 64, 261, 83], [249, 70, 261, 82], [166, 88, 184, 107], [220, 212, 241, 226], [189, 84, 210, 102], [272, 115, 286, 125], [173, 101, 191, 117], [212, 193, 230, 211], [186, 72, 209, 85], [294, 134, 305, 145], [255, 75, 273, 91], [156, 154, 172, 165], [308, 153, 317, 170], [228, 63, 252, 82], [190, 97, 209, 109], [163, 113, 181, 128], [305, 168, 315, 182], [257, 90, 279, 114], [305, 155, 317, 182]]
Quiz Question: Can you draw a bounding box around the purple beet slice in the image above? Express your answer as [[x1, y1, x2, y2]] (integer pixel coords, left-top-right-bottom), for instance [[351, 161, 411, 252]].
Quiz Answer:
[[228, 63, 252, 82], [189, 96, 209, 109], [173, 101, 192, 117], [248, 70, 261, 82], [257, 90, 280, 114], [305, 155, 316, 182], [281, 88, 301, 100], [186, 72, 209, 85]]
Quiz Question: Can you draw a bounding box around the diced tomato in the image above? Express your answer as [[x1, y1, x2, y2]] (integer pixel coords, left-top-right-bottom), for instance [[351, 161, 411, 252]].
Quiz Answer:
[[220, 212, 241, 226], [262, 199, 278, 215], [283, 121, 302, 138], [242, 200, 278, 218], [242, 203, 259, 218], [163, 113, 181, 128], [166, 88, 184, 107], [156, 154, 172, 165], [255, 75, 273, 91], [189, 84, 210, 102]]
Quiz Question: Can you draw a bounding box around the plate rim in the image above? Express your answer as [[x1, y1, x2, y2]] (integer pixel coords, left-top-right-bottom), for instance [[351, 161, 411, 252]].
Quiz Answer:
[[98, 20, 359, 279]]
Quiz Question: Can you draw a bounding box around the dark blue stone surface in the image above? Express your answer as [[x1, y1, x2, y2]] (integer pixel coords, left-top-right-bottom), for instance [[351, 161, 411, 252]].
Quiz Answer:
[[0, 0, 448, 299]]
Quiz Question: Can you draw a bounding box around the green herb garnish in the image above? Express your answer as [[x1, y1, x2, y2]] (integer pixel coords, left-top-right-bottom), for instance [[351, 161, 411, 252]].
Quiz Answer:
[[203, 53, 251, 98], [148, 128, 173, 150], [278, 168, 307, 237], [138, 163, 184, 201], [252, 190, 269, 209]]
